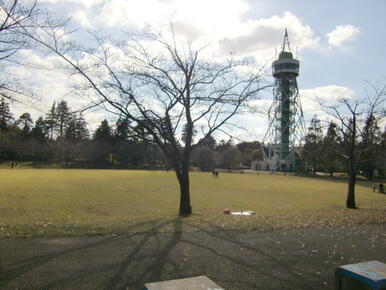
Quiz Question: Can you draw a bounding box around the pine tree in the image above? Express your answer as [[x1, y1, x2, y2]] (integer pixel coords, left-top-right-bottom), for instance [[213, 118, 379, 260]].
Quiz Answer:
[[16, 112, 33, 135], [55, 101, 72, 138], [45, 102, 57, 139], [200, 135, 217, 150], [92, 119, 113, 163], [321, 121, 341, 176], [115, 117, 132, 141], [303, 115, 323, 174], [378, 127, 386, 177], [65, 113, 89, 142], [94, 119, 112, 141], [30, 117, 48, 140], [360, 115, 381, 180], [0, 97, 14, 132]]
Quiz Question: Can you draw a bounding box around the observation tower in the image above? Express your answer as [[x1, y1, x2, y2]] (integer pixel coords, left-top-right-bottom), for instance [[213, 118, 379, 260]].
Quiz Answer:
[[261, 29, 305, 171]]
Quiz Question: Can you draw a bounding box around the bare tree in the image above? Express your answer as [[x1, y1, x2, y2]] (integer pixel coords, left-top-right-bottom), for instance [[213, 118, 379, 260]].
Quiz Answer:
[[321, 85, 385, 208], [25, 22, 265, 216], [0, 0, 38, 100]]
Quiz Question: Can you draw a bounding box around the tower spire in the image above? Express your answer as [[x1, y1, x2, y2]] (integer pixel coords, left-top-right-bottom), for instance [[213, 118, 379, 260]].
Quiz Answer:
[[282, 28, 291, 52]]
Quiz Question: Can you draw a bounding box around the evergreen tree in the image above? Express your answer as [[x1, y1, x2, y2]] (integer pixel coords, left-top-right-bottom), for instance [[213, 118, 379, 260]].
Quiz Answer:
[[65, 113, 89, 142], [45, 102, 57, 139], [360, 115, 381, 180], [0, 97, 14, 132], [216, 138, 234, 152], [55, 101, 72, 138], [377, 127, 386, 177], [114, 117, 132, 166], [115, 117, 132, 141], [132, 120, 153, 143], [200, 135, 217, 150], [30, 117, 48, 140], [91, 119, 114, 163], [321, 121, 341, 176], [16, 112, 33, 135], [303, 115, 323, 174], [94, 119, 112, 141]]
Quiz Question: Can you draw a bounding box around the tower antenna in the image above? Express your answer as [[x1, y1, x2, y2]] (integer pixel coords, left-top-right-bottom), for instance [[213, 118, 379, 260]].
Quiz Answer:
[[282, 28, 291, 52]]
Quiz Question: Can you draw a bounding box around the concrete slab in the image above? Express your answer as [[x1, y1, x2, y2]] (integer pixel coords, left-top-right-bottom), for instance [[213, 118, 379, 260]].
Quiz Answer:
[[144, 275, 224, 290]]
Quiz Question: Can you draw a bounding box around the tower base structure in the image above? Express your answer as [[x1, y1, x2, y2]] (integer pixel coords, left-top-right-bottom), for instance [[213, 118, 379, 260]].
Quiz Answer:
[[251, 158, 292, 172]]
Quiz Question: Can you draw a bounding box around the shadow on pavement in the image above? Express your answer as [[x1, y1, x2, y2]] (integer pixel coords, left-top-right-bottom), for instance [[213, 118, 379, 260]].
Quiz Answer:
[[1, 219, 385, 289]]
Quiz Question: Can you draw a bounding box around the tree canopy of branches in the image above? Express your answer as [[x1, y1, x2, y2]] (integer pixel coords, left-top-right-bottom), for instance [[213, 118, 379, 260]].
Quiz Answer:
[[26, 22, 265, 216], [321, 84, 385, 208], [0, 0, 38, 100]]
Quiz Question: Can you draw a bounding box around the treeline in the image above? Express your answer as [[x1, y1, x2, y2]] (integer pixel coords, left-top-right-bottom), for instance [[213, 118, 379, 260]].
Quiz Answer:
[[191, 138, 262, 171], [0, 98, 165, 168], [0, 98, 384, 178], [302, 115, 385, 180], [0, 98, 262, 169]]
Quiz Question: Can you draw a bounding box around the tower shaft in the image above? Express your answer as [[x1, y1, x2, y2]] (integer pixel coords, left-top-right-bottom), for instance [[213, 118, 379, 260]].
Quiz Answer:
[[280, 76, 291, 160]]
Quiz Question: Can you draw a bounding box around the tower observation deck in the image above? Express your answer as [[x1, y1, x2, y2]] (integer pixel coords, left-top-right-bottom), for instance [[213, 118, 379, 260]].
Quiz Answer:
[[261, 29, 305, 172]]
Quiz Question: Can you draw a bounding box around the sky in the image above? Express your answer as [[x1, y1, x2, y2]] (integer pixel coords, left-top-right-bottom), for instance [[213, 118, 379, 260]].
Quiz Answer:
[[9, 0, 386, 142]]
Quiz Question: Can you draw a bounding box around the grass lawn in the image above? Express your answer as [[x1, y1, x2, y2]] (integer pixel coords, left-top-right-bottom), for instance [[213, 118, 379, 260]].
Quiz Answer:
[[0, 169, 385, 237]]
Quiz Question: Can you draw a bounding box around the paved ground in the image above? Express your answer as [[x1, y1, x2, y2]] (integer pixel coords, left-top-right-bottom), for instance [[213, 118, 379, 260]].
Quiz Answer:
[[1, 222, 386, 290]]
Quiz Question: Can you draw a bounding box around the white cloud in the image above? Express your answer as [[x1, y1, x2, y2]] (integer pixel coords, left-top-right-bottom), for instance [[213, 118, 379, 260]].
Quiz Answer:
[[301, 85, 355, 102], [300, 85, 355, 123], [326, 25, 360, 46], [218, 12, 319, 57], [72, 10, 92, 27], [54, 0, 318, 64], [93, 0, 249, 31], [232, 113, 270, 141], [96, 0, 166, 28], [40, 0, 104, 9], [5, 50, 93, 121]]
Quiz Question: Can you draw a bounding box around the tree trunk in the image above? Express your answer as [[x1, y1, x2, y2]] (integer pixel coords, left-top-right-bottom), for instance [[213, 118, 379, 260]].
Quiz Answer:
[[178, 164, 192, 216], [368, 166, 374, 181], [346, 172, 357, 209]]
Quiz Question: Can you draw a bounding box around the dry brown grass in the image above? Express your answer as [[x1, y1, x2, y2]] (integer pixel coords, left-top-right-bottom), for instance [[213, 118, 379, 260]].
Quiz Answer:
[[0, 169, 385, 237]]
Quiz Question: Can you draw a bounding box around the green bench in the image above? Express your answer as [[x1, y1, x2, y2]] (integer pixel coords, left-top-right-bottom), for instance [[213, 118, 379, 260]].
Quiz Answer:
[[335, 261, 386, 290]]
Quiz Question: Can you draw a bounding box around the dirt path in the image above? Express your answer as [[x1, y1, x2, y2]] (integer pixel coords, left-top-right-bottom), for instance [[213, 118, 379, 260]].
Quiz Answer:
[[1, 223, 386, 289]]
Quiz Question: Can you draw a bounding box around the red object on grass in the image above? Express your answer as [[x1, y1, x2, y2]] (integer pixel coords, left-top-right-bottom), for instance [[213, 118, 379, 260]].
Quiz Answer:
[[223, 208, 231, 214]]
